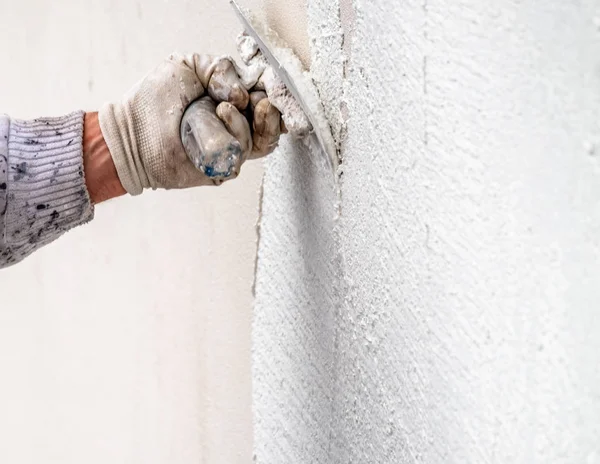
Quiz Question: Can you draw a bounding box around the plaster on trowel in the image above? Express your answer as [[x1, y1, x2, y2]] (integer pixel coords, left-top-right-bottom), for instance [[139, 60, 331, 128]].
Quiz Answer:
[[180, 0, 338, 183]]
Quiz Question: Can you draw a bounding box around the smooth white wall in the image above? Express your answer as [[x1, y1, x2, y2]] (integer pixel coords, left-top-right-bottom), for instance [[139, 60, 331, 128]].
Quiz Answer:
[[0, 1, 261, 463], [254, 0, 600, 462]]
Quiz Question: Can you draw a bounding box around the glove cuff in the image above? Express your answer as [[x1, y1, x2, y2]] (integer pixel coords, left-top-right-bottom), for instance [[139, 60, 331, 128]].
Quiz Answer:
[[99, 101, 147, 196]]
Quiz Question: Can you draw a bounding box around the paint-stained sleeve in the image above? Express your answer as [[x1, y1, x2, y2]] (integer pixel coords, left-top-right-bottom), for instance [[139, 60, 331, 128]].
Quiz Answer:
[[0, 112, 94, 269]]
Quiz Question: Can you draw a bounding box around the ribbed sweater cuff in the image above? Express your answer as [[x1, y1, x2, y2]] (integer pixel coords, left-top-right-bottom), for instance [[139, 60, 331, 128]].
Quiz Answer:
[[4, 112, 94, 248]]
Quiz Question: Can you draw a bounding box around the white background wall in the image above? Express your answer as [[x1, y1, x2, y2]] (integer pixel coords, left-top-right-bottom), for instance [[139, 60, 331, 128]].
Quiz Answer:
[[253, 0, 600, 463], [0, 1, 262, 462]]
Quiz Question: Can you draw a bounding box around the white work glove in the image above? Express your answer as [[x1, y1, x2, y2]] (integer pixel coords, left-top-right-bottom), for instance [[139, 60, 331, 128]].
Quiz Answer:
[[99, 54, 284, 194]]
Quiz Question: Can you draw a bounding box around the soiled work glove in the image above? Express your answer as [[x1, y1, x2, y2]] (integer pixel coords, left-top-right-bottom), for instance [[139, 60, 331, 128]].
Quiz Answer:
[[99, 54, 282, 194]]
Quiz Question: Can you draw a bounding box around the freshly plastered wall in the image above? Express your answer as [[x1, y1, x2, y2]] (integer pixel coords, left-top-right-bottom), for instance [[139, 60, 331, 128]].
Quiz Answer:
[[254, 0, 600, 463], [0, 1, 263, 463]]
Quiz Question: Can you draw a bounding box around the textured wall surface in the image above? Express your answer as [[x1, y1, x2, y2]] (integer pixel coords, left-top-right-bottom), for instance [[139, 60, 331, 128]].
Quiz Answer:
[[253, 138, 339, 463], [254, 0, 600, 462], [0, 1, 262, 463]]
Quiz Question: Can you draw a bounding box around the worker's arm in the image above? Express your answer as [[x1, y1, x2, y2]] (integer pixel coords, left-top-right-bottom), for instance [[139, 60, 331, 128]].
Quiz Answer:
[[0, 111, 94, 268], [0, 50, 295, 269], [83, 112, 126, 204]]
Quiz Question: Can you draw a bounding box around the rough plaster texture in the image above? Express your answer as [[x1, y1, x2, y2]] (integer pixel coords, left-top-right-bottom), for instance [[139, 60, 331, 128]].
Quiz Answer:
[[253, 138, 340, 463], [0, 1, 263, 463], [254, 0, 600, 462]]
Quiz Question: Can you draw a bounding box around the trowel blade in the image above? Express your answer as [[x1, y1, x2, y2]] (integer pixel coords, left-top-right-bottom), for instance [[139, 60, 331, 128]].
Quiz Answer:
[[230, 0, 338, 172]]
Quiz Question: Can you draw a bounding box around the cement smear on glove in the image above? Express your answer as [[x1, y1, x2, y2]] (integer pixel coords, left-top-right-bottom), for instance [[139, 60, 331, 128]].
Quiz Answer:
[[236, 32, 312, 138], [259, 66, 312, 138], [232, 56, 267, 90], [237, 33, 260, 64], [235, 34, 319, 143], [233, 38, 311, 138]]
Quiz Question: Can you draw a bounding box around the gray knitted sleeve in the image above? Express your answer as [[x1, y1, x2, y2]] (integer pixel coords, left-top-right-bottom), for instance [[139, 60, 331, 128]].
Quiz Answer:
[[0, 112, 94, 269]]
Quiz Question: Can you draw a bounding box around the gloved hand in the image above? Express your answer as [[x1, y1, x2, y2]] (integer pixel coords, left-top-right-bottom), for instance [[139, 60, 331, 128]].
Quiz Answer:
[[99, 53, 283, 194]]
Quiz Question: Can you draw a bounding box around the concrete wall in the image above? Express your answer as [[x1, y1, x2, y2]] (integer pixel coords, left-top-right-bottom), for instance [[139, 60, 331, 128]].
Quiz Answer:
[[0, 1, 262, 463], [254, 0, 600, 463]]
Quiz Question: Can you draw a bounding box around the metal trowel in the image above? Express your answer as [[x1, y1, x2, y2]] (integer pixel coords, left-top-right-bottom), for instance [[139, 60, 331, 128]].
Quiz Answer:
[[180, 0, 338, 183]]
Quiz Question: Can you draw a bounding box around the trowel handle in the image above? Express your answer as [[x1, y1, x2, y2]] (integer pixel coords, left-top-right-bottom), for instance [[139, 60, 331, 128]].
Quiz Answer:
[[180, 97, 243, 184]]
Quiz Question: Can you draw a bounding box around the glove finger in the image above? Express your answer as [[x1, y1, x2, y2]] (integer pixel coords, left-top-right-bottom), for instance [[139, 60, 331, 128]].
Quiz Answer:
[[168, 52, 207, 97], [258, 67, 311, 138], [250, 90, 268, 111], [208, 58, 250, 111], [251, 97, 281, 159], [251, 89, 288, 133], [216, 101, 253, 160]]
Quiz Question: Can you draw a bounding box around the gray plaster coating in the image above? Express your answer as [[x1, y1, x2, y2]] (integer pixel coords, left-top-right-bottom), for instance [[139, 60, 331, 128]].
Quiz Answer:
[[253, 0, 600, 462]]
